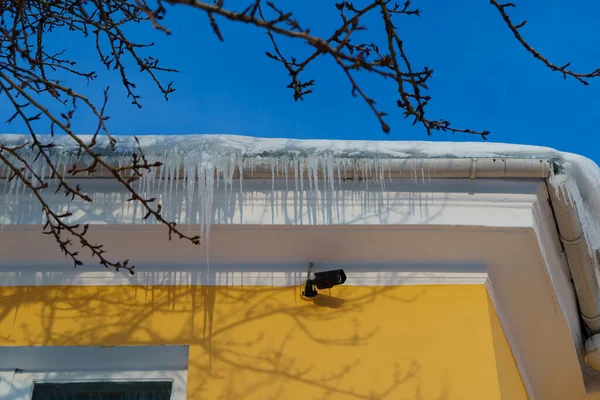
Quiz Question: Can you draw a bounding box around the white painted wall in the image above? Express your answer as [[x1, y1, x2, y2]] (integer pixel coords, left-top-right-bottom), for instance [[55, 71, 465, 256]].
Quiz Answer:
[[0, 178, 538, 227]]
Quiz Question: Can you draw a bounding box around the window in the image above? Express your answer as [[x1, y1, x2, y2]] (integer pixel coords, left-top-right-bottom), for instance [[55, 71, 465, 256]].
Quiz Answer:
[[31, 381, 173, 400], [0, 346, 188, 400]]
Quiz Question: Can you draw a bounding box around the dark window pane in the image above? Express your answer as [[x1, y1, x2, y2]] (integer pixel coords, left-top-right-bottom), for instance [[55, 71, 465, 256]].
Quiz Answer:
[[31, 381, 172, 400]]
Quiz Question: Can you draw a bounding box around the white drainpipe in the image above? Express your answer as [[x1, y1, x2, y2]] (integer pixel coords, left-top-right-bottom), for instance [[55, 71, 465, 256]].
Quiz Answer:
[[547, 170, 600, 371], [548, 174, 600, 333]]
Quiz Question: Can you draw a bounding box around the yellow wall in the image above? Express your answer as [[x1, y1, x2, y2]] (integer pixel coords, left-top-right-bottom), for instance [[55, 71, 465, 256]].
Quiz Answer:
[[0, 285, 527, 399]]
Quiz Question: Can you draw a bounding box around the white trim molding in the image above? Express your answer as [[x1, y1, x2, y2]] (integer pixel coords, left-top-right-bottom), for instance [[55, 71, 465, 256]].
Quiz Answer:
[[0, 346, 189, 400], [0, 261, 488, 287], [486, 279, 536, 400]]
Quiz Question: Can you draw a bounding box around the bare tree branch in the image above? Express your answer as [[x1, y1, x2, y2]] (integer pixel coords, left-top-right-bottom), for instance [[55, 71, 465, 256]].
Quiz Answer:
[[0, 148, 135, 273], [1, 0, 596, 272], [0, 0, 196, 272], [160, 0, 487, 137], [490, 0, 600, 84]]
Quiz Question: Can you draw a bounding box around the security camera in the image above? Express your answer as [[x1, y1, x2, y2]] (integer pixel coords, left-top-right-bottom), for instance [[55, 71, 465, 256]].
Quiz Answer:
[[302, 263, 347, 298]]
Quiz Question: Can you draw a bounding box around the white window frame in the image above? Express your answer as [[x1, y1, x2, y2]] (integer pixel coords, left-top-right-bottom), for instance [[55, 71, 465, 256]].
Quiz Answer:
[[9, 370, 186, 400], [0, 346, 188, 400]]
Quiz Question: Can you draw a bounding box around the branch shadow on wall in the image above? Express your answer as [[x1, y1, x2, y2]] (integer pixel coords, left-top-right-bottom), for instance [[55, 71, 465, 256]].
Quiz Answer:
[[0, 280, 459, 399]]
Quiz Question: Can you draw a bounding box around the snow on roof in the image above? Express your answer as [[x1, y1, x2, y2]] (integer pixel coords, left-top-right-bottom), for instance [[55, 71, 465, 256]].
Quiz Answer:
[[0, 133, 589, 160], [1, 133, 600, 252]]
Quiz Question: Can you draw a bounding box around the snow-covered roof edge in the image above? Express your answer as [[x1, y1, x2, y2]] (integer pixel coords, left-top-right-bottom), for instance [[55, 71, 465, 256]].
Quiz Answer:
[[1, 133, 600, 252], [0, 133, 590, 160]]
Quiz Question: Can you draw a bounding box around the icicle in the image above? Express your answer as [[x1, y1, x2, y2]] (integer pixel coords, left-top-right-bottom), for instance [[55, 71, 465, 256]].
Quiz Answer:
[[61, 157, 68, 181], [326, 157, 335, 192], [305, 158, 313, 191], [215, 163, 222, 190], [426, 159, 432, 183], [186, 164, 195, 228], [411, 160, 418, 184], [18, 153, 32, 195], [293, 158, 299, 192], [335, 159, 341, 190], [270, 158, 276, 193], [310, 156, 319, 193], [168, 159, 175, 197], [283, 156, 289, 191], [204, 164, 215, 251], [175, 153, 182, 197], [363, 160, 369, 190], [292, 157, 299, 225], [227, 156, 236, 192], [238, 157, 244, 224], [137, 165, 144, 199], [300, 158, 306, 225], [344, 160, 349, 183]]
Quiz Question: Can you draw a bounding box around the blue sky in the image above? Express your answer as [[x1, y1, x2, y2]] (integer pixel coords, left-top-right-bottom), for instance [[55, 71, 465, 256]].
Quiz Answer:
[[2, 0, 600, 161]]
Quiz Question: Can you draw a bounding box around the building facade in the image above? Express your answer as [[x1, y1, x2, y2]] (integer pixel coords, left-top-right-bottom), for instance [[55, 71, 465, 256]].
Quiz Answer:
[[1, 135, 600, 399]]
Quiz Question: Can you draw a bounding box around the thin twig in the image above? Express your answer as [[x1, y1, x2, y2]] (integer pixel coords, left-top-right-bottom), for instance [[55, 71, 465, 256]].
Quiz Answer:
[[490, 0, 600, 84]]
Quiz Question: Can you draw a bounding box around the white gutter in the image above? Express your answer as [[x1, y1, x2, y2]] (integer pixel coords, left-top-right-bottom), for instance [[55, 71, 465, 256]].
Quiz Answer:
[[0, 157, 554, 179], [239, 158, 554, 179]]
